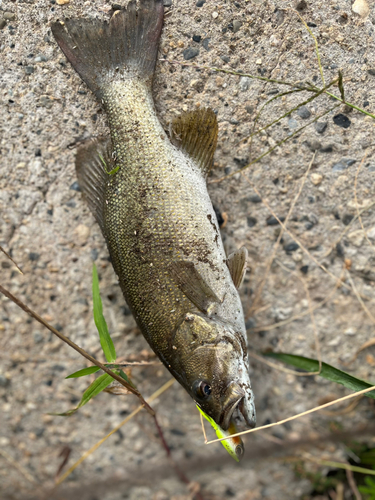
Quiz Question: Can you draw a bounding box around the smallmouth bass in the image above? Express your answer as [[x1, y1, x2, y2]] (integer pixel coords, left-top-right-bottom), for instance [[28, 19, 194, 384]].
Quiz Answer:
[[52, 0, 256, 446]]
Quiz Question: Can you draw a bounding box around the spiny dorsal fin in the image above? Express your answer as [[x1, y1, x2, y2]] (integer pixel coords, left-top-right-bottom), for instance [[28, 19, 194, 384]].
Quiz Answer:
[[168, 260, 220, 313], [76, 137, 113, 232], [227, 247, 248, 289], [170, 108, 218, 178]]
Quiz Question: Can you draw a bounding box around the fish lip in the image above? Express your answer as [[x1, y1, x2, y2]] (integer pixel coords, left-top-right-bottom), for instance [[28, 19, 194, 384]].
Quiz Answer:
[[237, 396, 256, 429], [219, 395, 243, 431]]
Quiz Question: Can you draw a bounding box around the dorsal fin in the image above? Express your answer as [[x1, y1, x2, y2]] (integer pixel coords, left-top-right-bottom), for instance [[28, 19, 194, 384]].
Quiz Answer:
[[76, 137, 113, 231], [170, 108, 218, 178], [227, 247, 248, 289]]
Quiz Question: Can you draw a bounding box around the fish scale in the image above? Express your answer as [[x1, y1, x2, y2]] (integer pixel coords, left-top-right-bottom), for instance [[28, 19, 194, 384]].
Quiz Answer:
[[102, 80, 231, 360]]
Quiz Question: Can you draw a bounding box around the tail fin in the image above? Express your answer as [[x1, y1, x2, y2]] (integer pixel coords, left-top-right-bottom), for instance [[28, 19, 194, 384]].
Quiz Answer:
[[51, 0, 164, 97]]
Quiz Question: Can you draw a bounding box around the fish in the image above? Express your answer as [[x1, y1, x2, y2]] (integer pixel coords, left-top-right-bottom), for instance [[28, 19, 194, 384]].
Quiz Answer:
[[51, 0, 256, 435]]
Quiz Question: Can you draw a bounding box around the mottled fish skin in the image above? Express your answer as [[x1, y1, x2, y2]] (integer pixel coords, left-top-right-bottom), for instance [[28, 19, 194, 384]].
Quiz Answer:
[[51, 0, 256, 431]]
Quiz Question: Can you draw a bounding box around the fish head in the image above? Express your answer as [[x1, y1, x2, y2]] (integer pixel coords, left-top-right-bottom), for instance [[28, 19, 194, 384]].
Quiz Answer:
[[171, 312, 256, 431]]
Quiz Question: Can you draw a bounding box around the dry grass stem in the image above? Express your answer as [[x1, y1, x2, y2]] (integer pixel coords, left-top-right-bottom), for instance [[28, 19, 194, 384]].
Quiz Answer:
[[346, 270, 375, 325], [206, 384, 375, 445], [251, 267, 344, 332], [249, 153, 316, 313], [55, 378, 175, 486], [322, 201, 375, 258], [321, 396, 363, 417], [0, 245, 23, 274], [354, 153, 374, 250], [0, 449, 37, 485]]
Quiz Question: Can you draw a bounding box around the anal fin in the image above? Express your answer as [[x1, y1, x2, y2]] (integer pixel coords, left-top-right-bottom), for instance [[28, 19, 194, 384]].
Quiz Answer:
[[227, 247, 248, 290], [76, 137, 113, 231], [169, 260, 220, 313], [170, 108, 218, 178]]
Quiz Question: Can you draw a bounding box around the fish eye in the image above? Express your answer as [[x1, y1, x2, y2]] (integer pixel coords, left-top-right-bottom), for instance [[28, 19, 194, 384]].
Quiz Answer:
[[194, 380, 212, 399]]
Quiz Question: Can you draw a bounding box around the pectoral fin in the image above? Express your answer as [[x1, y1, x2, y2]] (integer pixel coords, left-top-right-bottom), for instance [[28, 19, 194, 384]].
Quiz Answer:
[[170, 108, 218, 178], [227, 247, 248, 289], [169, 260, 220, 313]]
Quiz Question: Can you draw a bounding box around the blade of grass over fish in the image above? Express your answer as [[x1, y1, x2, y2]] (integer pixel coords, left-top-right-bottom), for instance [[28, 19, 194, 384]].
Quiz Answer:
[[53, 373, 114, 416], [196, 406, 242, 462], [66, 366, 101, 379], [92, 263, 116, 363], [264, 353, 375, 399], [98, 153, 119, 175]]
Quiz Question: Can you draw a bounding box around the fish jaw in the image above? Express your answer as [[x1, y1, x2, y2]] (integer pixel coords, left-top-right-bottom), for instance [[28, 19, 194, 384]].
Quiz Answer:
[[219, 379, 256, 432]]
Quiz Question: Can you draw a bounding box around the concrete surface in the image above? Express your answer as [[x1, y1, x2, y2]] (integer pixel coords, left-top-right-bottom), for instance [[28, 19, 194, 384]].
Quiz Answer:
[[1, 0, 375, 498]]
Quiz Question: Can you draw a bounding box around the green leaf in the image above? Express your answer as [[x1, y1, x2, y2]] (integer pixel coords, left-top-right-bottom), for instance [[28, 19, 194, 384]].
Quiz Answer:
[[65, 366, 101, 379], [52, 373, 114, 416], [92, 263, 116, 363], [98, 153, 120, 175], [119, 369, 136, 389], [264, 352, 375, 399]]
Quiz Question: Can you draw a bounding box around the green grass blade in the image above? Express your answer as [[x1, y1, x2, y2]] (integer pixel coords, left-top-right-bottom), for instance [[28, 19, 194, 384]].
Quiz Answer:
[[264, 352, 375, 399], [92, 263, 116, 363], [65, 366, 101, 379], [119, 369, 136, 389], [52, 373, 114, 416]]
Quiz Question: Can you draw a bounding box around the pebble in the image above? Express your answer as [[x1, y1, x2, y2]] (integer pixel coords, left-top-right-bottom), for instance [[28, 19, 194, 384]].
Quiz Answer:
[[0, 19, 6, 29], [33, 331, 44, 344], [196, 0, 205, 6], [0, 375, 10, 387], [239, 76, 251, 91], [295, 0, 307, 11], [333, 113, 351, 128], [368, 227, 375, 240], [183, 47, 199, 60], [368, 69, 375, 76], [192, 35, 201, 43], [212, 12, 218, 19], [297, 106, 311, 119], [267, 215, 285, 226], [70, 181, 81, 191], [352, 0, 369, 17], [305, 140, 321, 152], [39, 95, 53, 109], [288, 118, 298, 129], [344, 327, 357, 336], [34, 54, 47, 63], [29, 252, 40, 261], [56, 0, 70, 4], [74, 224, 90, 246], [25, 66, 34, 75], [163, 0, 172, 6], [332, 158, 356, 172], [202, 38, 210, 51], [232, 20, 242, 33], [310, 173, 323, 185], [348, 230, 365, 247], [284, 242, 299, 253], [247, 216, 257, 227], [4, 12, 15, 20], [220, 55, 230, 63], [255, 58, 262, 65]]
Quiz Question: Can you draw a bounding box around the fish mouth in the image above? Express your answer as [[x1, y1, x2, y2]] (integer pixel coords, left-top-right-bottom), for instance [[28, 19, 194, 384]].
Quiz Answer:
[[220, 385, 256, 432], [220, 394, 243, 431]]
